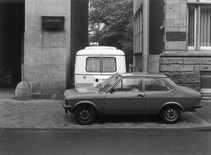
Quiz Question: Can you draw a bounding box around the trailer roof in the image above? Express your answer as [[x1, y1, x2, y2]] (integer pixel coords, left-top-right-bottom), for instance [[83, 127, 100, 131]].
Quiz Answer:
[[76, 46, 125, 56]]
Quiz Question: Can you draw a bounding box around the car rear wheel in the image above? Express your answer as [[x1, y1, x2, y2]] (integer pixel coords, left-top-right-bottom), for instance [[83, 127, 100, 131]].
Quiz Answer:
[[74, 106, 95, 125], [161, 106, 181, 124]]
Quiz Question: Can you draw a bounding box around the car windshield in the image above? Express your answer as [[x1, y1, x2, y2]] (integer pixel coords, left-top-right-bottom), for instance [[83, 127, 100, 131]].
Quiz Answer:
[[98, 73, 122, 92]]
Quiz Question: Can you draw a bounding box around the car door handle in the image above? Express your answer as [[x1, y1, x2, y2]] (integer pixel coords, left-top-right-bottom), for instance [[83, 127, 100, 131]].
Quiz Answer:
[[137, 94, 145, 97]]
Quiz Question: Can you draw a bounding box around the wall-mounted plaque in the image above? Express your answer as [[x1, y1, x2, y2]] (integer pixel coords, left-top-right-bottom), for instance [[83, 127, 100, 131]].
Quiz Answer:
[[42, 16, 65, 29], [166, 32, 186, 41]]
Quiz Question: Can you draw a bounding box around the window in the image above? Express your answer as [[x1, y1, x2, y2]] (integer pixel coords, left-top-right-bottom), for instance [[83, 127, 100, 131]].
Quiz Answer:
[[86, 57, 116, 72], [101, 74, 121, 92], [114, 78, 143, 92], [102, 57, 116, 72], [86, 57, 101, 72], [145, 78, 172, 91], [200, 71, 211, 88], [134, 9, 143, 53], [188, 5, 211, 50]]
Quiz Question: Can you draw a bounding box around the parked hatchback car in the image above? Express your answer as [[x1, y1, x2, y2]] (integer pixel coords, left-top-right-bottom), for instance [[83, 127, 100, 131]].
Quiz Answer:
[[63, 72, 202, 125]]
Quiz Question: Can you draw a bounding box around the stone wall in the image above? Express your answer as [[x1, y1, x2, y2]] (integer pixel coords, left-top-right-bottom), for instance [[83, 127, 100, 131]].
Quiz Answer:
[[160, 0, 210, 92], [160, 56, 211, 91], [164, 0, 187, 51]]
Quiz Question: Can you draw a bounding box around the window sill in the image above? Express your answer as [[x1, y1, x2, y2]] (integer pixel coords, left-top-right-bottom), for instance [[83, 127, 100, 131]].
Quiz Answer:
[[160, 51, 211, 57]]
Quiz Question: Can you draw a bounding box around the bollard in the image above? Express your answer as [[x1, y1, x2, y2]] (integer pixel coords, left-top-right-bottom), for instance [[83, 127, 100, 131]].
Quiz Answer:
[[15, 81, 31, 100]]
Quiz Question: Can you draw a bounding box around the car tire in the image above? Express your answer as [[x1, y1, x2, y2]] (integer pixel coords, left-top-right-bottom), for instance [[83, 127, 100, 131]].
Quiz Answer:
[[74, 106, 95, 125], [161, 106, 181, 124]]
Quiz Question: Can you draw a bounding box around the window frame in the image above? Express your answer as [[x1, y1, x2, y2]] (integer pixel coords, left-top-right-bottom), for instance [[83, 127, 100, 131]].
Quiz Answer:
[[86, 57, 101, 72], [143, 77, 173, 92], [200, 71, 211, 89], [113, 77, 143, 92], [86, 57, 117, 73], [188, 5, 197, 50], [134, 7, 143, 54], [188, 4, 211, 50]]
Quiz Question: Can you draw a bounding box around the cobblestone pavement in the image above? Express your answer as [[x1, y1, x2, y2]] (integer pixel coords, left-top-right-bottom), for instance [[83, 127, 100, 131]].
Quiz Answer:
[[0, 97, 210, 129]]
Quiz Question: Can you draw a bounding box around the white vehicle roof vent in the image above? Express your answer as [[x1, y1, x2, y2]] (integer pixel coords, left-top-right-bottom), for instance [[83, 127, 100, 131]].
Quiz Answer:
[[85, 46, 117, 50]]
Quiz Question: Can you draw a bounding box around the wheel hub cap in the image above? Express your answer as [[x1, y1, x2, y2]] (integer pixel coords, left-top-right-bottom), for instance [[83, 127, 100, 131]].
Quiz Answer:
[[79, 110, 90, 121], [166, 109, 177, 120]]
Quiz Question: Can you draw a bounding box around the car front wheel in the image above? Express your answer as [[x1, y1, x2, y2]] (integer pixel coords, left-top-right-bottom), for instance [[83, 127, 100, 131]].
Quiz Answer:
[[161, 106, 181, 124], [74, 106, 95, 125]]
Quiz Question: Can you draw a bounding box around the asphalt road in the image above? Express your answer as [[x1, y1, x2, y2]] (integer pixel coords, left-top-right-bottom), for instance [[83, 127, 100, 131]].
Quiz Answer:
[[1, 128, 211, 155]]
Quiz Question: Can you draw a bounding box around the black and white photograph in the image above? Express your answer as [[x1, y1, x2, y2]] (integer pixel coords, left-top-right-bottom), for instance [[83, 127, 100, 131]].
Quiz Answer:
[[0, 0, 211, 154]]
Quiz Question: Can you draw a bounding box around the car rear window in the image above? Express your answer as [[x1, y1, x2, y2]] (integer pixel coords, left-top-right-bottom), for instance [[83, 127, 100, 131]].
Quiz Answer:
[[145, 78, 172, 91]]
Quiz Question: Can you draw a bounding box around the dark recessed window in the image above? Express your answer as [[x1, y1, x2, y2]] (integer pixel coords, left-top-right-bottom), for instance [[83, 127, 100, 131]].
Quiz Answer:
[[200, 71, 211, 88]]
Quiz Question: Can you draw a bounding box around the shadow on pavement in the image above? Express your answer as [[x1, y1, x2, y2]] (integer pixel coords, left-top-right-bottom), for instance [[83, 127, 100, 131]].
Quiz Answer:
[[95, 115, 161, 124], [0, 88, 15, 99]]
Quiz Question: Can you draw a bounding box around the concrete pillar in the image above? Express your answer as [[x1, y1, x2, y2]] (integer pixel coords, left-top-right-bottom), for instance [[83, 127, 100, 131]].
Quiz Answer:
[[21, 0, 71, 99]]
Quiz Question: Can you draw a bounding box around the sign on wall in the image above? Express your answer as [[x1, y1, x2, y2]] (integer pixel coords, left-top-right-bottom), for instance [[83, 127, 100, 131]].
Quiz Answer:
[[166, 32, 186, 41], [42, 16, 65, 30]]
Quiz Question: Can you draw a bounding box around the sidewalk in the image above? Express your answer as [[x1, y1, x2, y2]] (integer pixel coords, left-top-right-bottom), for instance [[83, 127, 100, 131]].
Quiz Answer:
[[0, 89, 210, 129]]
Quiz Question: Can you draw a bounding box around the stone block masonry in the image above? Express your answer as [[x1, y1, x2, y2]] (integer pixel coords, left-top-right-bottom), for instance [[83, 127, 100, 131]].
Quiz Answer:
[[159, 0, 211, 95], [159, 56, 211, 91], [164, 0, 187, 51]]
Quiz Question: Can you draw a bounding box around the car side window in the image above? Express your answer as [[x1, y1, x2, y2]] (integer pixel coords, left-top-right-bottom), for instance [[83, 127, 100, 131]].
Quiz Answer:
[[145, 78, 172, 91], [114, 78, 143, 92]]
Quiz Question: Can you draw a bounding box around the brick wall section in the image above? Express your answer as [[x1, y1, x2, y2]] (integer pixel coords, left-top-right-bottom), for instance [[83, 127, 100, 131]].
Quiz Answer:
[[160, 0, 211, 92], [159, 57, 211, 90]]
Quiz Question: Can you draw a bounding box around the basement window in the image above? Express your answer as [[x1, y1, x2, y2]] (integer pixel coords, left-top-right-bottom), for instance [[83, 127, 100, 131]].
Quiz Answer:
[[200, 71, 211, 88]]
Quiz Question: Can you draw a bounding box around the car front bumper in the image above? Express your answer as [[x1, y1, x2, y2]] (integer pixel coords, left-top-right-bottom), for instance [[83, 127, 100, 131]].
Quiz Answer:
[[62, 99, 73, 113]]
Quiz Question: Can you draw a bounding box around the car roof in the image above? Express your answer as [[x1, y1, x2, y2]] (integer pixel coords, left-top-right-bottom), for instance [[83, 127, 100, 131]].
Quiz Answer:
[[120, 72, 168, 78]]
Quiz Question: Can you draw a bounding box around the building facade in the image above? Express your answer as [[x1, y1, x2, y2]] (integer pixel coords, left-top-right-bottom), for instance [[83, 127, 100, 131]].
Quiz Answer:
[[0, 0, 88, 98], [133, 0, 164, 73], [134, 0, 211, 98]]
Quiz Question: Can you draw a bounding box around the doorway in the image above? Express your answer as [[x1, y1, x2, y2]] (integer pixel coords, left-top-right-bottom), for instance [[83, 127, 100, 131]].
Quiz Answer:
[[0, 1, 24, 88]]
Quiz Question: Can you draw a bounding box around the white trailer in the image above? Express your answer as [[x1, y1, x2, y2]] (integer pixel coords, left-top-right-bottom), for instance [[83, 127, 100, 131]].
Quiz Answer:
[[74, 46, 126, 88]]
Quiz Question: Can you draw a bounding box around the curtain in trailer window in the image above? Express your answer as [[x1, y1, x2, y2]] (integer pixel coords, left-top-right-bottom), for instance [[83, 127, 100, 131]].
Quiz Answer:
[[200, 6, 211, 47], [188, 6, 195, 47], [86, 57, 101, 72], [102, 58, 116, 72]]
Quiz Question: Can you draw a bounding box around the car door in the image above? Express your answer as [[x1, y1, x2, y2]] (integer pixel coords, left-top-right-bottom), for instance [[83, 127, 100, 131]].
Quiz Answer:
[[144, 77, 174, 114], [104, 77, 146, 114]]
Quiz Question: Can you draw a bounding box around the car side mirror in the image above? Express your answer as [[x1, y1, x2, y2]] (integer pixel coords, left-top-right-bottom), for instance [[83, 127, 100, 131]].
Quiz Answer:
[[110, 88, 115, 94]]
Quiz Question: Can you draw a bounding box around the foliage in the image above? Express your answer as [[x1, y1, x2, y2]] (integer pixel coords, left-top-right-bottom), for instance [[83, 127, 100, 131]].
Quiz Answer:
[[89, 0, 133, 67]]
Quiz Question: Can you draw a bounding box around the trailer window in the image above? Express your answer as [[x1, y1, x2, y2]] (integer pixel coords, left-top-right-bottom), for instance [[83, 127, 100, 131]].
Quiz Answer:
[[102, 57, 116, 72], [86, 57, 101, 72], [86, 57, 116, 72]]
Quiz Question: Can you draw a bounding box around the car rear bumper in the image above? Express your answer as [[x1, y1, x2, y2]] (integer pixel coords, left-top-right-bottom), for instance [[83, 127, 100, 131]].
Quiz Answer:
[[190, 104, 203, 112], [195, 104, 202, 109]]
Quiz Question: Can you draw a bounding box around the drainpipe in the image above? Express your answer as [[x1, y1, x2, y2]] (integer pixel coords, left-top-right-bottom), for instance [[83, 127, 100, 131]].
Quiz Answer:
[[142, 0, 149, 73]]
